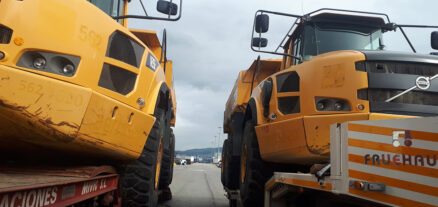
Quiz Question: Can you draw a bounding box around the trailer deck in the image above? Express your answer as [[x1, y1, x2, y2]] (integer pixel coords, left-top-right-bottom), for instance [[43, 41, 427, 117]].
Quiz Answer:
[[0, 166, 119, 207], [264, 117, 438, 207]]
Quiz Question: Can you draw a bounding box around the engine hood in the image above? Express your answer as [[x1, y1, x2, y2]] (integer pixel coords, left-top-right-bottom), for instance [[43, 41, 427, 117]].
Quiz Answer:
[[361, 50, 438, 64]]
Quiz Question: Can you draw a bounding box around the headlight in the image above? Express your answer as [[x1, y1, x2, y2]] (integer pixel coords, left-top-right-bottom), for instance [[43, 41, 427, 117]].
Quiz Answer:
[[33, 57, 46, 69], [17, 51, 80, 77], [315, 97, 351, 111]]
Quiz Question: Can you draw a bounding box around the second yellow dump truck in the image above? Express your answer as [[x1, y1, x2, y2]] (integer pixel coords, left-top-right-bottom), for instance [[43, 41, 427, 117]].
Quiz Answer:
[[222, 8, 438, 207], [0, 0, 181, 206]]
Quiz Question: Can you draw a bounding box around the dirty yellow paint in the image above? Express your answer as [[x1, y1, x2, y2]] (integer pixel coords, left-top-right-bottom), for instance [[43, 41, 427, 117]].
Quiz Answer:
[[0, 0, 176, 160], [79, 91, 155, 158]]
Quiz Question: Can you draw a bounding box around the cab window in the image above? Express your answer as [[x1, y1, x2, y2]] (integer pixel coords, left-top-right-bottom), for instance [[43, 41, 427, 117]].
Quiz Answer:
[[88, 0, 124, 17], [292, 37, 302, 65]]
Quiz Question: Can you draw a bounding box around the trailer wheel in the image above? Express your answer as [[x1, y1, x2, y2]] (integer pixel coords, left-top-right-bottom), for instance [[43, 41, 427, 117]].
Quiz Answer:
[[221, 139, 229, 186], [239, 121, 273, 207], [120, 109, 167, 207], [159, 127, 175, 190]]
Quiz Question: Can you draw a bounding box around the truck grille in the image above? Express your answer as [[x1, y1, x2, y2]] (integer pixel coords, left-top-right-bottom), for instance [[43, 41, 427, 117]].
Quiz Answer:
[[0, 25, 13, 44], [356, 61, 438, 116], [356, 61, 438, 76], [358, 89, 438, 106]]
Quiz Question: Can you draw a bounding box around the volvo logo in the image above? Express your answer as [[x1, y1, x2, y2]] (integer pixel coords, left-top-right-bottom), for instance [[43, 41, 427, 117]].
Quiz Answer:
[[416, 76, 431, 90], [386, 74, 437, 102]]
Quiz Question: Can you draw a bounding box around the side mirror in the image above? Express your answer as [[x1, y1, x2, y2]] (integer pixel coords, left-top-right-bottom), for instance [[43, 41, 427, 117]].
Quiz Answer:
[[255, 14, 269, 33], [252, 37, 268, 48], [157, 0, 178, 16], [432, 31, 438, 50]]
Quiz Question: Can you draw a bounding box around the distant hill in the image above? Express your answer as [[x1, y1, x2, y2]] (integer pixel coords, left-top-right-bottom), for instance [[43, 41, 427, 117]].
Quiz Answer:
[[176, 147, 222, 157]]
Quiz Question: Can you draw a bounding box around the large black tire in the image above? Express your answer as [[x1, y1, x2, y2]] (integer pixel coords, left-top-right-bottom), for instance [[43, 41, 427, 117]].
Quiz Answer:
[[159, 128, 175, 189], [239, 121, 273, 207], [226, 139, 240, 189], [223, 137, 240, 189], [221, 139, 229, 186], [119, 109, 167, 207]]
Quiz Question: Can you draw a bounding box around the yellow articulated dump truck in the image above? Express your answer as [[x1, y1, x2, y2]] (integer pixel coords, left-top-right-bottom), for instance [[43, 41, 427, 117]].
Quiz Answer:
[[0, 0, 180, 206], [222, 8, 438, 207]]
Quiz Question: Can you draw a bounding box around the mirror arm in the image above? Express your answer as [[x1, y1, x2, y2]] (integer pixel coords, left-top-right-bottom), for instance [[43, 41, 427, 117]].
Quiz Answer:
[[113, 14, 181, 21], [251, 46, 301, 61], [113, 0, 182, 21], [397, 24, 438, 29], [139, 0, 149, 16], [397, 26, 416, 53], [275, 18, 299, 53], [396, 24, 438, 52], [168, 0, 173, 18], [160, 29, 167, 72], [250, 56, 261, 96]]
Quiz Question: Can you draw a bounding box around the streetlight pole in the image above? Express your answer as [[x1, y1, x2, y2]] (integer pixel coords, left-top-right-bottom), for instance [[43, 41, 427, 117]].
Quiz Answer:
[[213, 136, 217, 163]]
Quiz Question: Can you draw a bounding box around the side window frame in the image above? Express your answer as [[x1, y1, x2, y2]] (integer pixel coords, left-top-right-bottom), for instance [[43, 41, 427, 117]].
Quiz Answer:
[[292, 36, 302, 65]]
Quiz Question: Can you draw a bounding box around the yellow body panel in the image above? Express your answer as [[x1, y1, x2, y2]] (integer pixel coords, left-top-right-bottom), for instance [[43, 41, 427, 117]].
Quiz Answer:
[[223, 59, 281, 132], [255, 117, 319, 164], [0, 64, 91, 146], [78, 91, 156, 159], [0, 64, 155, 160], [0, 0, 175, 160], [302, 113, 369, 156], [228, 51, 417, 165]]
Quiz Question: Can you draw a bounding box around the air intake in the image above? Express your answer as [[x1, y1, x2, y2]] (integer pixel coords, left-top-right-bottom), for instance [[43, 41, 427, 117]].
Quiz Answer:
[[0, 25, 12, 44]]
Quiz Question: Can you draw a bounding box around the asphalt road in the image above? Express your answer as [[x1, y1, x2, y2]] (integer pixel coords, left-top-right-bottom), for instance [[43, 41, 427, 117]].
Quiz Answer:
[[159, 163, 229, 207]]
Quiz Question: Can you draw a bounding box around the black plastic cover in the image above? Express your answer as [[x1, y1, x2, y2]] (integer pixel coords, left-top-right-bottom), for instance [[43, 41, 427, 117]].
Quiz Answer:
[[261, 80, 273, 117], [276, 72, 299, 92], [98, 63, 137, 95], [106, 31, 145, 68], [432, 31, 438, 50], [255, 14, 269, 33], [278, 97, 300, 114], [252, 37, 268, 48], [361, 51, 438, 64], [0, 25, 12, 44], [157, 0, 178, 16]]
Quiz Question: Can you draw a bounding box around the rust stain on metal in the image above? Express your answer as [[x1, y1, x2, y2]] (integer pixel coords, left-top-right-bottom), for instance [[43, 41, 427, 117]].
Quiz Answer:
[[0, 99, 79, 143], [40, 117, 79, 129], [0, 99, 29, 112], [34, 93, 44, 104], [77, 135, 104, 146], [34, 107, 42, 116], [308, 143, 330, 154]]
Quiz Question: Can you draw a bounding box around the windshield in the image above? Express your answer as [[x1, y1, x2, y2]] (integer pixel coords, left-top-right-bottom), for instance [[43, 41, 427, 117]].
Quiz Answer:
[[302, 23, 382, 60], [88, 0, 124, 17]]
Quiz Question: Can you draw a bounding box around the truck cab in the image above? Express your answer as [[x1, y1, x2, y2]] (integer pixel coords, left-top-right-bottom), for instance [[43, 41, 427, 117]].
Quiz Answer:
[[222, 8, 438, 207], [250, 9, 438, 164]]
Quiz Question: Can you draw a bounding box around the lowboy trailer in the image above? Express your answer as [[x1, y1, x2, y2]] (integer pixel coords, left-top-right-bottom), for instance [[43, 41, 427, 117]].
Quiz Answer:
[[0, 166, 120, 207], [264, 117, 438, 207]]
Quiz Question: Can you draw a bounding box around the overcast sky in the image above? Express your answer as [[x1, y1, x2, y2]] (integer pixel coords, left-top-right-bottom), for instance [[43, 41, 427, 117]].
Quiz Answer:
[[128, 0, 438, 150]]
